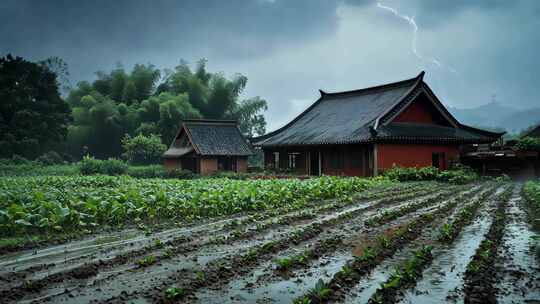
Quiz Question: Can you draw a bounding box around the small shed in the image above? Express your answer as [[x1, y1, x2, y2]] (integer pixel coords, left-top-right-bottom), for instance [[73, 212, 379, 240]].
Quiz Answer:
[[163, 119, 253, 174]]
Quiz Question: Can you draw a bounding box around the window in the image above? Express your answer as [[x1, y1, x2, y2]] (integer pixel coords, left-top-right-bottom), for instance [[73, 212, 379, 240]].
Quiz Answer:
[[288, 152, 300, 169]]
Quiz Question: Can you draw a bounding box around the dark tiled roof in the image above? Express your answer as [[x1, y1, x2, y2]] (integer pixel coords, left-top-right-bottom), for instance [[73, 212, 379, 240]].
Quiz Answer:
[[183, 120, 253, 156], [253, 72, 503, 147], [376, 123, 498, 143], [254, 75, 418, 146]]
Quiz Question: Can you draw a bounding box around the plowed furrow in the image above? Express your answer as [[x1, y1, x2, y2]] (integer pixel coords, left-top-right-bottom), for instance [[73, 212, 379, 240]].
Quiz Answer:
[[0, 184, 443, 303]]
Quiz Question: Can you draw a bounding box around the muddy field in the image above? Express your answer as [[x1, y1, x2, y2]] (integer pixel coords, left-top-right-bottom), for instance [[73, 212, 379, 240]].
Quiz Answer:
[[1, 181, 538, 304]]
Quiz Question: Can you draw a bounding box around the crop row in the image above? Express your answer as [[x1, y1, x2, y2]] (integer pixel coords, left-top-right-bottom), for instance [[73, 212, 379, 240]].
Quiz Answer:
[[0, 175, 392, 236], [437, 186, 499, 243], [364, 187, 464, 227], [364, 183, 506, 304], [0, 183, 434, 301], [114, 186, 457, 302], [294, 184, 490, 303], [523, 180, 540, 230], [270, 186, 464, 275], [368, 245, 434, 304], [463, 184, 514, 304], [217, 182, 428, 238], [0, 183, 434, 302]]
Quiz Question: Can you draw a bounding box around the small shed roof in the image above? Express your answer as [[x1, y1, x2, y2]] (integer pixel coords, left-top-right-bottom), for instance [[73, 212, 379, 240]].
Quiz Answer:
[[163, 119, 253, 158]]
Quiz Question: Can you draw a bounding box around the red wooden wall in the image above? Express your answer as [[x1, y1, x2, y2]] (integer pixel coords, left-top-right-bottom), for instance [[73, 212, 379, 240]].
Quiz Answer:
[[377, 144, 459, 171], [392, 94, 451, 127]]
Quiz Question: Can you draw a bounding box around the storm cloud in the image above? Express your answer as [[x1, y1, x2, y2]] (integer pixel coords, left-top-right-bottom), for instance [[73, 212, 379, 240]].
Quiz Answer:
[[1, 0, 539, 130]]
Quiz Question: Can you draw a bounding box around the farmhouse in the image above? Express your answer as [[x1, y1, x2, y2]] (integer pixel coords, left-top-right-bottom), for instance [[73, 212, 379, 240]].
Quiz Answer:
[[252, 72, 503, 176], [462, 123, 540, 178], [162, 119, 252, 174]]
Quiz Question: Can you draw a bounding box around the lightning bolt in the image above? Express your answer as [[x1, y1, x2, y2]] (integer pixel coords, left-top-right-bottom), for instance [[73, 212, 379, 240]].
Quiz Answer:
[[376, 1, 458, 75]]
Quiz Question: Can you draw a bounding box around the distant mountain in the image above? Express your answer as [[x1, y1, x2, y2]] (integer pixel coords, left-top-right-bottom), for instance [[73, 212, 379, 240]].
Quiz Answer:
[[448, 102, 540, 134]]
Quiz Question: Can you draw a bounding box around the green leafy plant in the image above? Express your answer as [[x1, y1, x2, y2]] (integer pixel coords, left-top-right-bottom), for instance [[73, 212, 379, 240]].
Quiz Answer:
[[293, 296, 312, 304], [308, 279, 332, 301], [165, 286, 185, 300], [0, 175, 389, 237], [136, 255, 157, 267]]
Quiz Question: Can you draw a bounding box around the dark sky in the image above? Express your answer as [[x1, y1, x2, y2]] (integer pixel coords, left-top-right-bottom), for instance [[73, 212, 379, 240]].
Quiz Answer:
[[2, 0, 539, 130]]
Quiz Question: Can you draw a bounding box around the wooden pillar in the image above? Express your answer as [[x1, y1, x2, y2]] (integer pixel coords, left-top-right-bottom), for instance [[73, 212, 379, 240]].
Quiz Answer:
[[308, 151, 311, 175], [318, 149, 322, 176], [373, 144, 378, 176]]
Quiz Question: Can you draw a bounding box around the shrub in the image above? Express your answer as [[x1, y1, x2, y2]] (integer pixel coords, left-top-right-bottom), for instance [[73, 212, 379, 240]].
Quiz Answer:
[[79, 155, 128, 175], [166, 168, 197, 179], [79, 155, 102, 175], [11, 154, 32, 165], [383, 166, 439, 182], [209, 171, 251, 180], [101, 158, 128, 175], [437, 168, 478, 184], [127, 165, 166, 178], [383, 166, 478, 184], [36, 151, 64, 165], [121, 134, 167, 165]]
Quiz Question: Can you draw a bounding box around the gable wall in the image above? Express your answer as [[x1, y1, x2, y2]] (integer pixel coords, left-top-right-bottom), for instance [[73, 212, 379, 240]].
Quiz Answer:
[[392, 94, 451, 126]]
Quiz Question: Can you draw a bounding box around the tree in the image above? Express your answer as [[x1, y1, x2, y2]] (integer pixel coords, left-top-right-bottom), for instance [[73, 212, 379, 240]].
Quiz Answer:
[[121, 134, 167, 165], [230, 97, 268, 137], [139, 92, 201, 143], [63, 59, 267, 159], [157, 60, 267, 136], [0, 55, 72, 158]]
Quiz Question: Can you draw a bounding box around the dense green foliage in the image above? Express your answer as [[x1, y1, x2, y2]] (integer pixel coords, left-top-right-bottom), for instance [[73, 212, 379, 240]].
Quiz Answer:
[[0, 164, 78, 177], [524, 180, 540, 210], [36, 151, 65, 165], [0, 55, 72, 159], [516, 136, 540, 151], [523, 180, 540, 231], [0, 175, 389, 236], [79, 156, 129, 175], [121, 134, 167, 165], [63, 59, 267, 159], [383, 166, 478, 184]]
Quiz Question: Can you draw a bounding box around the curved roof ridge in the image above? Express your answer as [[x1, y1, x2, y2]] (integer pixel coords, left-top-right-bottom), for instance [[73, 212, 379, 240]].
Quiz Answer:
[[321, 71, 424, 98]]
